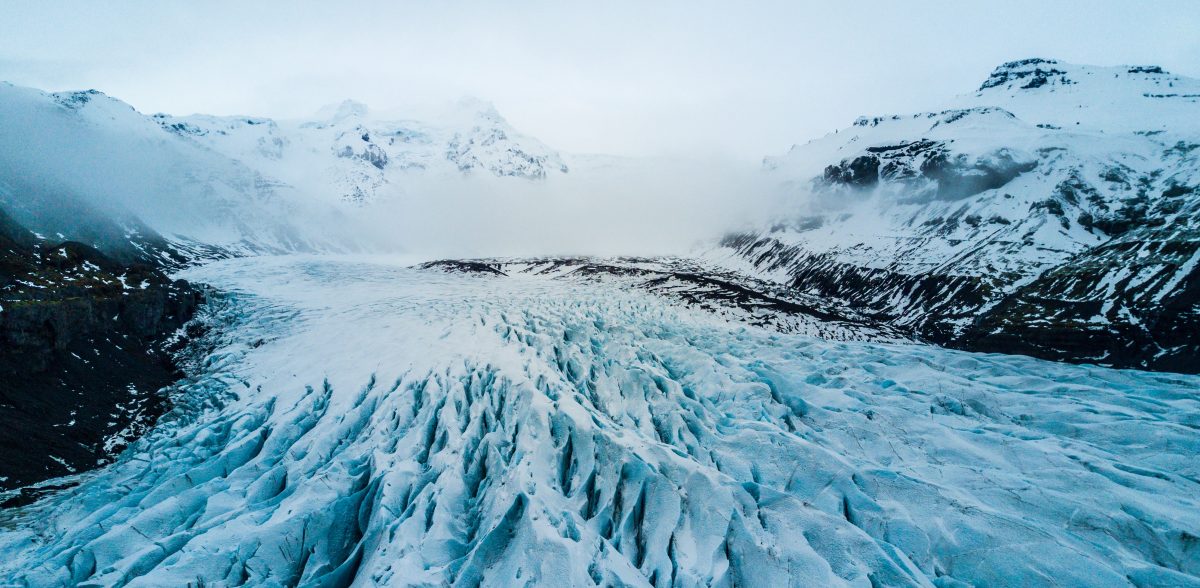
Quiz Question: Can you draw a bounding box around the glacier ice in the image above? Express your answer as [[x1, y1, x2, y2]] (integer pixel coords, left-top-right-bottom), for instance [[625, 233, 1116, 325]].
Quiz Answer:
[[1, 256, 1198, 587]]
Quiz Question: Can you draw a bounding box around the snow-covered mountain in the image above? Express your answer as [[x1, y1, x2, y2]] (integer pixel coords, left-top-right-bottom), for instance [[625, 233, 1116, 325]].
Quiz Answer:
[[0, 83, 343, 259], [153, 98, 568, 205], [708, 59, 1200, 372], [0, 83, 570, 262]]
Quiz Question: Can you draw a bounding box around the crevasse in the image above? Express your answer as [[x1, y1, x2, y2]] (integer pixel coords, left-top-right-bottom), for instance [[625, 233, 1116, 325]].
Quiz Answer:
[[1, 256, 1197, 587]]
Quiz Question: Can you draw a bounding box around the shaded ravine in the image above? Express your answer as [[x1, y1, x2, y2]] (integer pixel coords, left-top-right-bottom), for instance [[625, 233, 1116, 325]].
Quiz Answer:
[[0, 257, 1197, 587]]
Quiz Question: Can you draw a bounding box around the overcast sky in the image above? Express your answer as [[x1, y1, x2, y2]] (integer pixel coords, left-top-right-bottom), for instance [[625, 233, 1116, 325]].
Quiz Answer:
[[2, 1, 1197, 159]]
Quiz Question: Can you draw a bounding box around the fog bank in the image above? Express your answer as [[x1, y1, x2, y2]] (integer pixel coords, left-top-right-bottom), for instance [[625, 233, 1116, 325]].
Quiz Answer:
[[348, 157, 781, 258]]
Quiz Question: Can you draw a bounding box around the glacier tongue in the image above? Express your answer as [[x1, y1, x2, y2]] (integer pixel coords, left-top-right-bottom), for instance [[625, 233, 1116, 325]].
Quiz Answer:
[[2, 256, 1198, 587]]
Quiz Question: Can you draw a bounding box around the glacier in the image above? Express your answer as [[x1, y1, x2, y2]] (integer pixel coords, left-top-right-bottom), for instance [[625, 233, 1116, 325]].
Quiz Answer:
[[1, 256, 1197, 587]]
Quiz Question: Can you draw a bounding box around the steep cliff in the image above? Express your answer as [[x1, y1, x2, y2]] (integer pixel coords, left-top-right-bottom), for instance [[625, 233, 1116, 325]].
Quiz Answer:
[[0, 206, 200, 492]]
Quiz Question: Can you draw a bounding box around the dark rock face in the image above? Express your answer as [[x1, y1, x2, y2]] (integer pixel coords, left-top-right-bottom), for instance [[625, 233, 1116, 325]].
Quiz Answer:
[[979, 58, 1072, 91], [959, 225, 1200, 373], [337, 142, 389, 170], [820, 139, 1036, 202], [720, 219, 1200, 373], [822, 155, 880, 188], [1128, 66, 1167, 75], [920, 149, 1037, 201], [0, 207, 201, 491], [719, 233, 994, 342], [419, 259, 508, 275]]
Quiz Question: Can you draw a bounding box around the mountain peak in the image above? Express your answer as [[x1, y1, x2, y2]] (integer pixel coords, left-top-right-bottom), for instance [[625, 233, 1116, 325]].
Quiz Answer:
[[445, 96, 505, 125], [978, 58, 1179, 94], [962, 58, 1199, 133], [47, 88, 141, 116], [314, 99, 370, 121]]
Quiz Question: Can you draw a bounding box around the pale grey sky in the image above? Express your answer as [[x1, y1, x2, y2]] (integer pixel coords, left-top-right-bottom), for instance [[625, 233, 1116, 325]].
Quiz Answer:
[[2, 1, 1197, 159]]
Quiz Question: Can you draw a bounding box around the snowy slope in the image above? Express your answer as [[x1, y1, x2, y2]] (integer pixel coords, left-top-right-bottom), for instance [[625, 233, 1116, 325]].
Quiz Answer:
[[0, 83, 571, 263], [0, 256, 1197, 586], [710, 59, 1200, 372], [0, 84, 343, 255], [0, 83, 349, 258], [154, 98, 568, 205]]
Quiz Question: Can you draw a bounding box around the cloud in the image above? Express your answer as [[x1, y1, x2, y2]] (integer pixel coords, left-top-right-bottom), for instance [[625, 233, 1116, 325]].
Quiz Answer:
[[349, 157, 781, 258], [2, 1, 1197, 160]]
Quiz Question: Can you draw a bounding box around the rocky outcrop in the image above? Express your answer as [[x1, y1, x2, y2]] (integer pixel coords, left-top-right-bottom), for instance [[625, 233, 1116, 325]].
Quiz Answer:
[[720, 228, 1200, 373], [0, 207, 201, 491], [819, 133, 1037, 202], [979, 58, 1073, 90], [959, 216, 1200, 373]]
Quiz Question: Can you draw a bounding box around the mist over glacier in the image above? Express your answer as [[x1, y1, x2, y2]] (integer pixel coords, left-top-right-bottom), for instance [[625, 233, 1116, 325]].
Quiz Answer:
[[350, 158, 779, 258], [0, 82, 781, 259], [0, 84, 351, 253]]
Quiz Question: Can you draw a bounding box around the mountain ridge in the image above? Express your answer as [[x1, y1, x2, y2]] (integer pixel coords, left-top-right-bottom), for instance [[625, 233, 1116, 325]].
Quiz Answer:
[[152, 94, 569, 205], [3, 58, 1198, 371], [711, 58, 1200, 372]]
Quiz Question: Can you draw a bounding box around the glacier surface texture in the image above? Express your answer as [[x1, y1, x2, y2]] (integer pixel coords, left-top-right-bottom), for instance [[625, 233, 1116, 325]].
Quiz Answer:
[[1, 257, 1198, 587]]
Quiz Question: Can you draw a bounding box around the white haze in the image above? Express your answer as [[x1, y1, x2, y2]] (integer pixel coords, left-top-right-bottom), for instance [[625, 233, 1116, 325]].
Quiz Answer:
[[350, 159, 782, 258], [2, 1, 1197, 258], [2, 1, 1197, 159], [0, 82, 783, 258], [0, 86, 347, 252]]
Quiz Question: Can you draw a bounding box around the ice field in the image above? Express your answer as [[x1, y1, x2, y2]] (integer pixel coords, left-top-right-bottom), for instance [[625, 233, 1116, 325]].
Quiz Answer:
[[1, 256, 1198, 587]]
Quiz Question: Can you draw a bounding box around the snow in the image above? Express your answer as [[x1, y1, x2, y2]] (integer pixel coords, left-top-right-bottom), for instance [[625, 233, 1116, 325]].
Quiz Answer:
[[0, 82, 344, 254], [152, 97, 568, 206], [960, 59, 1200, 135], [1, 255, 1196, 586], [706, 59, 1200, 347], [6, 81, 726, 259], [46, 456, 74, 473], [0, 57, 1197, 585]]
